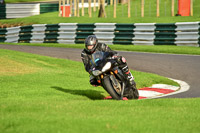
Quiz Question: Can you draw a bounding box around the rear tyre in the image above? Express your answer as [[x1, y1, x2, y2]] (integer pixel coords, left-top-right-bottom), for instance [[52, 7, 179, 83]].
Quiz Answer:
[[127, 81, 139, 99]]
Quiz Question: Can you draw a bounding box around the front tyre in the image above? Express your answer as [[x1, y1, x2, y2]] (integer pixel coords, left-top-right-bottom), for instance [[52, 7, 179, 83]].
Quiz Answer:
[[102, 75, 121, 100]]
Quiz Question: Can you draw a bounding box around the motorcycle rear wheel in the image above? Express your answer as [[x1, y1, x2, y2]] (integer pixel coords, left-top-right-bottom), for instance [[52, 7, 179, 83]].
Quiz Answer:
[[127, 84, 139, 99]]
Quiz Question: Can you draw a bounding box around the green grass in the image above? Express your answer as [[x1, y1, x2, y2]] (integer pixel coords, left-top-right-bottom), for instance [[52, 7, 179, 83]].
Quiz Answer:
[[1, 1, 200, 132], [3, 49, 199, 133], [1, 98, 200, 133], [109, 44, 200, 55], [1, 0, 200, 26], [2, 43, 200, 55]]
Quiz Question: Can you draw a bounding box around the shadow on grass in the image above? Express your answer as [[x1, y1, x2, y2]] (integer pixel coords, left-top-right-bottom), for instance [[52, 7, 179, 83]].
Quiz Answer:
[[51, 86, 105, 100]]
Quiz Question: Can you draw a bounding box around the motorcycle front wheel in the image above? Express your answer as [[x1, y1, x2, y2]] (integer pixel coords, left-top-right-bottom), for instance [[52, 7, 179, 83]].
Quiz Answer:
[[102, 75, 121, 100]]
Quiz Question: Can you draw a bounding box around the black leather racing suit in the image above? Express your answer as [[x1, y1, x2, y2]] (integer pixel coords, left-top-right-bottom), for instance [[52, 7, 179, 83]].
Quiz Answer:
[[81, 43, 117, 73]]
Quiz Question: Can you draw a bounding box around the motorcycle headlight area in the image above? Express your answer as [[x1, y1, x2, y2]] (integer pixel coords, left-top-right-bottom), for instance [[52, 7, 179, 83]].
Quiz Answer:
[[92, 70, 102, 76], [102, 62, 111, 72]]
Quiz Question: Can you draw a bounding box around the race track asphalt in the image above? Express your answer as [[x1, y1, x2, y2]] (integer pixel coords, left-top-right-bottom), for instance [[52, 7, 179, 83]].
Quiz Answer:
[[0, 44, 200, 98]]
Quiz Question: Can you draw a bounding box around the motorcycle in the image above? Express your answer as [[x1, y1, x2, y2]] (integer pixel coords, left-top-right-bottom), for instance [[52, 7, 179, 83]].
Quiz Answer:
[[90, 51, 139, 100]]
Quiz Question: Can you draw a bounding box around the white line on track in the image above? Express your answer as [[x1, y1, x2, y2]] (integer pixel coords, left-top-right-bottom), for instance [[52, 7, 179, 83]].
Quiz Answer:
[[146, 78, 190, 99]]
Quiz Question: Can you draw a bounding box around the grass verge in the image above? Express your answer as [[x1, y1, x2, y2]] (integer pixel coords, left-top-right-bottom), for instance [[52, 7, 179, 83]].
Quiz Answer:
[[1, 43, 200, 55], [3, 49, 199, 133], [1, 0, 200, 27], [1, 11, 200, 27]]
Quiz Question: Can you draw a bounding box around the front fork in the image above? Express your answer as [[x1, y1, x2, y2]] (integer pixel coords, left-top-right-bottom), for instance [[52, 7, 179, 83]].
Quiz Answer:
[[111, 67, 126, 99]]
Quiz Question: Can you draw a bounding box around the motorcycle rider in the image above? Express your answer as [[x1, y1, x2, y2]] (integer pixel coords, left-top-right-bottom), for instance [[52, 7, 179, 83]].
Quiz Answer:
[[81, 35, 137, 96]]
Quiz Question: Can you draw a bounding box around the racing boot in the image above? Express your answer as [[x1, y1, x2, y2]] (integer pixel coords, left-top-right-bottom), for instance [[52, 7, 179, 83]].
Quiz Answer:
[[121, 66, 135, 87], [122, 66, 139, 99]]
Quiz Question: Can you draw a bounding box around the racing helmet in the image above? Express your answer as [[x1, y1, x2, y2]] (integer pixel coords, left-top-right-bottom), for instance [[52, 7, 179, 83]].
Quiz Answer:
[[85, 35, 98, 53]]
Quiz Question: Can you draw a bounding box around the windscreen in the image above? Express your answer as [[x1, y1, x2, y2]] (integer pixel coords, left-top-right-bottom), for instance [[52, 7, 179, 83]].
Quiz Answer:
[[91, 51, 109, 66]]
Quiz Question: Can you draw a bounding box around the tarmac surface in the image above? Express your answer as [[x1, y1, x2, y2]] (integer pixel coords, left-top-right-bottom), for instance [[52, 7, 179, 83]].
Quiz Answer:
[[1, 44, 200, 98]]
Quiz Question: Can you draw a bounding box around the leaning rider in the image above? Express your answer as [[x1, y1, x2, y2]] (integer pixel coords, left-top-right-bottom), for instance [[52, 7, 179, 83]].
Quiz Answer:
[[81, 35, 136, 89]]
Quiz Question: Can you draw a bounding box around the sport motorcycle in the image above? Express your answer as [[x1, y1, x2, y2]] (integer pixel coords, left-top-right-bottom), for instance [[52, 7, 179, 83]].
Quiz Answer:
[[90, 51, 139, 100]]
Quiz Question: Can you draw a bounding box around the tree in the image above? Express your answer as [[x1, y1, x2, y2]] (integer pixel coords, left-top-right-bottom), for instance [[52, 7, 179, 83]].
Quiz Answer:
[[98, 0, 107, 18], [119, 0, 128, 4]]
